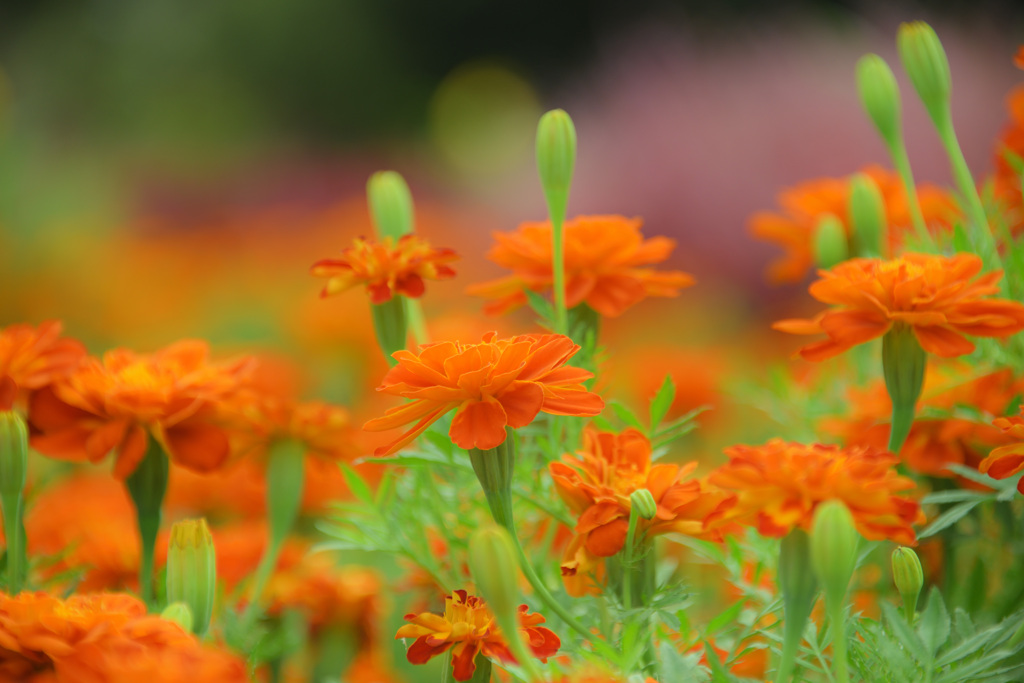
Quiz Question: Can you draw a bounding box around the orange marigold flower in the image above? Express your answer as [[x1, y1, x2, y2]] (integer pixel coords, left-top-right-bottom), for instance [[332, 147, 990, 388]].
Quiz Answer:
[[550, 427, 733, 595], [773, 253, 1024, 361], [979, 407, 1024, 493], [311, 234, 458, 303], [364, 332, 604, 455], [993, 51, 1024, 232], [706, 440, 924, 545], [466, 215, 695, 318], [0, 321, 85, 411], [395, 589, 559, 681], [749, 166, 958, 283], [0, 591, 247, 683], [27, 340, 252, 478]]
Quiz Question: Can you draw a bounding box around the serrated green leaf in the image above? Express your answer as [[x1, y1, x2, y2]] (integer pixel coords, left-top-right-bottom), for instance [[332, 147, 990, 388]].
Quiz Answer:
[[882, 601, 929, 663], [339, 463, 374, 505], [609, 400, 646, 431], [705, 599, 745, 636], [701, 640, 731, 682], [918, 500, 982, 538], [649, 374, 677, 432], [523, 288, 555, 324], [918, 588, 951, 657]]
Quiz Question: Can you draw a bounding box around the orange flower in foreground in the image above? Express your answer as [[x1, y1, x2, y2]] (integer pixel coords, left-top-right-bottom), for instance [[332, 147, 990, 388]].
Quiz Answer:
[[550, 428, 732, 595], [364, 332, 604, 454], [0, 591, 247, 683], [773, 253, 1024, 361], [466, 215, 695, 317], [706, 440, 924, 545], [979, 407, 1024, 493], [749, 166, 957, 283], [311, 234, 458, 303], [396, 589, 559, 681], [0, 321, 85, 411], [27, 340, 252, 478]]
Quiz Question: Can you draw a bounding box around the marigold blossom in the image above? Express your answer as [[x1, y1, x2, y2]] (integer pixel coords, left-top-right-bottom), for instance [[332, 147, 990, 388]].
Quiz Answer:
[[27, 340, 252, 478], [364, 332, 604, 454], [550, 428, 733, 595], [311, 234, 458, 303], [395, 589, 559, 681], [773, 253, 1024, 361], [0, 321, 85, 411], [979, 407, 1024, 493], [0, 591, 247, 682], [749, 166, 957, 283], [706, 439, 924, 545], [466, 215, 695, 318]]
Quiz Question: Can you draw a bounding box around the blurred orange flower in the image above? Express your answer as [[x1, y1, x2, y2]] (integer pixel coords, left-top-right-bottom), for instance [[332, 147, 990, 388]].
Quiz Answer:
[[550, 428, 733, 595], [773, 253, 1024, 361], [0, 320, 85, 411], [311, 234, 458, 303], [979, 407, 1024, 493], [466, 215, 695, 318], [364, 332, 604, 454], [396, 589, 559, 681], [27, 340, 252, 478], [749, 166, 957, 283], [0, 591, 246, 682], [706, 440, 924, 544]]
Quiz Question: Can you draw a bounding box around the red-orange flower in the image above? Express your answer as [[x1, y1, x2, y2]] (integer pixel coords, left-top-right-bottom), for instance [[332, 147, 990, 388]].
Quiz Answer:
[[311, 234, 458, 303], [0, 591, 247, 683], [550, 427, 733, 595], [364, 332, 604, 455], [466, 215, 695, 318], [773, 253, 1024, 361], [706, 440, 925, 545], [979, 407, 1024, 493], [0, 321, 85, 411], [27, 340, 252, 478], [749, 166, 958, 283], [395, 589, 559, 681]]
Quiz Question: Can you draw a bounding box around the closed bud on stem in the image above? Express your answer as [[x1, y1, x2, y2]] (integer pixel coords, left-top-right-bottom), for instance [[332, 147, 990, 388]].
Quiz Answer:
[[167, 518, 216, 635], [536, 109, 576, 225], [882, 323, 927, 454], [813, 214, 849, 270], [367, 171, 415, 240], [892, 546, 924, 622], [776, 529, 819, 683], [0, 411, 27, 497], [897, 22, 952, 125], [810, 501, 860, 605], [856, 54, 903, 151], [160, 602, 194, 633], [468, 431, 516, 531], [371, 296, 408, 365], [629, 489, 657, 521], [848, 174, 886, 257]]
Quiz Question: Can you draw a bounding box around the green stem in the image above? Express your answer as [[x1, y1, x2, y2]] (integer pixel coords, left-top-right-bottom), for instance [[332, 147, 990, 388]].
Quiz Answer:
[[371, 297, 408, 365], [828, 600, 850, 683], [551, 213, 568, 336], [1, 494, 24, 594], [621, 512, 641, 610], [935, 114, 998, 265], [887, 137, 932, 248], [776, 530, 818, 683], [406, 298, 430, 347], [125, 439, 170, 608]]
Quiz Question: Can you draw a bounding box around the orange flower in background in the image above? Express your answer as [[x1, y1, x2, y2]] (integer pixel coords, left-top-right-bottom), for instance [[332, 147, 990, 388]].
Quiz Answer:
[[0, 591, 247, 683], [396, 589, 559, 681], [979, 407, 1024, 493], [707, 440, 924, 544], [311, 234, 458, 303], [550, 427, 733, 595], [749, 166, 958, 283], [0, 321, 85, 411], [773, 253, 1024, 361], [993, 50, 1024, 232], [27, 340, 252, 478], [466, 215, 695, 318], [364, 332, 604, 454]]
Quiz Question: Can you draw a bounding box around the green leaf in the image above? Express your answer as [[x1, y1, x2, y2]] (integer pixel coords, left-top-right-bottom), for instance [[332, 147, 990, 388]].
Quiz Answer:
[[523, 289, 555, 325], [701, 640, 732, 683], [918, 588, 951, 657], [649, 374, 677, 431], [918, 500, 981, 538], [339, 463, 374, 506], [881, 601, 929, 664], [609, 400, 646, 431], [705, 599, 745, 636], [952, 222, 972, 254], [921, 490, 990, 505]]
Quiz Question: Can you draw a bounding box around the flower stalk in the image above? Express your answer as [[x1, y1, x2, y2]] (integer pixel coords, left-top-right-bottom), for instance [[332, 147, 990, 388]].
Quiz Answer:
[[892, 546, 924, 622], [810, 502, 860, 683], [0, 411, 28, 594], [536, 110, 577, 336], [776, 528, 818, 683], [371, 297, 409, 365], [125, 438, 170, 607]]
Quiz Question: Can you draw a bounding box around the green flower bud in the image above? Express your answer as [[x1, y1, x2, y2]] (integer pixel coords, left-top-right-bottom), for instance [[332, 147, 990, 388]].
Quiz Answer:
[[892, 546, 924, 621], [629, 489, 657, 521], [856, 54, 902, 151], [468, 524, 522, 622], [160, 601, 195, 633], [468, 430, 516, 530], [0, 411, 28, 497], [897, 22, 952, 124], [536, 109, 577, 225], [810, 501, 860, 605], [371, 296, 408, 365], [166, 518, 217, 635], [882, 323, 926, 453], [813, 214, 849, 270], [367, 171, 415, 241], [776, 529, 819, 683], [848, 173, 886, 257]]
